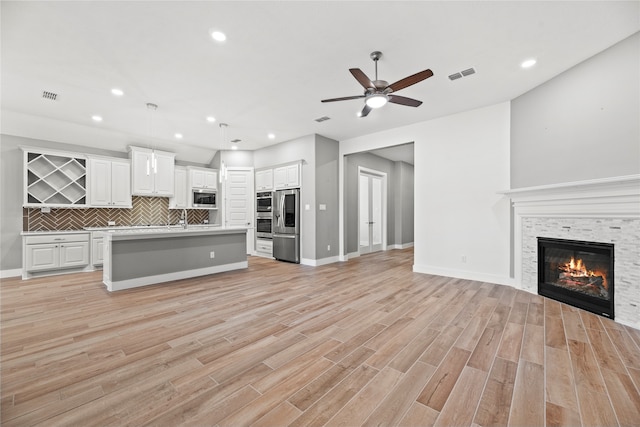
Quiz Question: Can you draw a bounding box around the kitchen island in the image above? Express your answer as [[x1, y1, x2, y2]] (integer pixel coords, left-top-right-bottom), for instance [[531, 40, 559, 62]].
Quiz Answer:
[[99, 226, 247, 291]]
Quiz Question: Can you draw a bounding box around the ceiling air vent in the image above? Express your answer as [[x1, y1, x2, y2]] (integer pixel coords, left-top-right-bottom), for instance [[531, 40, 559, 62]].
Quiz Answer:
[[42, 90, 58, 101], [230, 139, 241, 143], [461, 67, 476, 76], [449, 67, 476, 81], [315, 116, 331, 123]]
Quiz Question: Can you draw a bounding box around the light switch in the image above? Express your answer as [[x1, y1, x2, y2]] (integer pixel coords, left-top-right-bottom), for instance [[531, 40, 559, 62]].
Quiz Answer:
[[319, 204, 326, 211], [305, 204, 310, 211]]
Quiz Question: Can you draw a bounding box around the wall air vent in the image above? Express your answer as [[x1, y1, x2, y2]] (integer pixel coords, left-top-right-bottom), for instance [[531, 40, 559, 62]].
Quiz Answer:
[[448, 73, 463, 81], [461, 67, 476, 76], [315, 116, 331, 123], [42, 91, 58, 101]]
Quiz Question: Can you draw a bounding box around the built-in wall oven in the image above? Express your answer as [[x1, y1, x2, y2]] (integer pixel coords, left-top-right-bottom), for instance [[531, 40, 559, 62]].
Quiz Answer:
[[256, 191, 273, 239], [256, 191, 273, 213], [256, 213, 273, 239]]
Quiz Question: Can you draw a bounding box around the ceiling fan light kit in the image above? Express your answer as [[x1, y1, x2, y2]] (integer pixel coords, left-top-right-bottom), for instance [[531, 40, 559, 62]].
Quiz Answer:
[[321, 50, 433, 117]]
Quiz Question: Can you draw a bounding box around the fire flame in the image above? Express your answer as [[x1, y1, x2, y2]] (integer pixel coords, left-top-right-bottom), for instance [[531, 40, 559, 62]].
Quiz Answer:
[[561, 257, 608, 289]]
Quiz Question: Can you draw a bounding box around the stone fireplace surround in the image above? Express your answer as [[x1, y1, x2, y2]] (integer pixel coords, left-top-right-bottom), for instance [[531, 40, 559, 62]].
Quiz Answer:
[[504, 175, 640, 329]]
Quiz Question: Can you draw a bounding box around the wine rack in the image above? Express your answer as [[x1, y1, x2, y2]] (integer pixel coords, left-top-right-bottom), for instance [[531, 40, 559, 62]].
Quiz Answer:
[[24, 150, 87, 207]]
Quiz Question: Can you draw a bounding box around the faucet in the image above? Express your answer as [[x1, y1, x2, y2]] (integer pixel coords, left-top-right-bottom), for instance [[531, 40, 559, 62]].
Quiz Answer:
[[181, 208, 188, 229]]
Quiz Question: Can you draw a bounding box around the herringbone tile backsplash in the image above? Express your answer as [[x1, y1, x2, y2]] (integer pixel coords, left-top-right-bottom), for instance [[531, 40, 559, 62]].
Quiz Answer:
[[24, 197, 210, 231]]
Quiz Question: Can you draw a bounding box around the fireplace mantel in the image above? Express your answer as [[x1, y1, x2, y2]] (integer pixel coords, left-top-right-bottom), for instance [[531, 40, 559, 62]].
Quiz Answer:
[[502, 174, 640, 328], [500, 174, 640, 217]]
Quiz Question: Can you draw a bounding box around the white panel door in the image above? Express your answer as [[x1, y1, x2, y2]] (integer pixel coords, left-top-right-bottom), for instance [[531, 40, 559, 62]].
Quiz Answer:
[[359, 170, 385, 254], [110, 161, 131, 206], [225, 168, 254, 254]]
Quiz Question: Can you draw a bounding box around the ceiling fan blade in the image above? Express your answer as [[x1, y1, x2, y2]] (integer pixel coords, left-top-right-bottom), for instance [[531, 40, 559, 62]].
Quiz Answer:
[[388, 95, 423, 107], [350, 68, 375, 89], [359, 105, 372, 118], [321, 95, 366, 103], [387, 69, 433, 92]]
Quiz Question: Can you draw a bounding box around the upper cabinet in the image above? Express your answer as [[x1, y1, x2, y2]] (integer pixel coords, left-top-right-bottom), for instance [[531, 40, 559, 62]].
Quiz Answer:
[[168, 166, 188, 209], [88, 157, 132, 208], [274, 163, 300, 189], [189, 167, 217, 189], [255, 169, 273, 191], [23, 149, 88, 207], [129, 146, 175, 197]]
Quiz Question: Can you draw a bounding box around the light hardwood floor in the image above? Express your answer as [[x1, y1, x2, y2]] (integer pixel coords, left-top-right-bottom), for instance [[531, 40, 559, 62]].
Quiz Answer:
[[2, 248, 640, 426]]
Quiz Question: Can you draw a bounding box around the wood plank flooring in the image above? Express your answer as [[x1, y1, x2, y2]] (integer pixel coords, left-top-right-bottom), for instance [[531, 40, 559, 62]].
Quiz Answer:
[[2, 248, 640, 426]]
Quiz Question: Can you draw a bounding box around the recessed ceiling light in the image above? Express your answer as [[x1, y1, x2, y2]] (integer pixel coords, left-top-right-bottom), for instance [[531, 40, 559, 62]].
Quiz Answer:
[[91, 115, 103, 122], [174, 133, 183, 139], [206, 116, 216, 123], [267, 133, 275, 140], [210, 30, 226, 42], [111, 88, 124, 96], [231, 145, 238, 150], [521, 58, 537, 69]]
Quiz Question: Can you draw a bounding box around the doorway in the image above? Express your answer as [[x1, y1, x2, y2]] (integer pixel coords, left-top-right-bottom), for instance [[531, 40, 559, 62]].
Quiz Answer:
[[358, 167, 387, 254]]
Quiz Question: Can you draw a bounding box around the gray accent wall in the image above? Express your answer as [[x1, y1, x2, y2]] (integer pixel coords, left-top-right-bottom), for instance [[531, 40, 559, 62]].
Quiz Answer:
[[315, 135, 339, 260], [511, 32, 640, 188], [344, 152, 415, 254]]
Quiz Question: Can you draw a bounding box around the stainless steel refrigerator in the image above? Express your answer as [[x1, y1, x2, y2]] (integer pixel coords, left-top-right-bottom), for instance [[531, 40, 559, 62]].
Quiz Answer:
[[273, 188, 300, 263]]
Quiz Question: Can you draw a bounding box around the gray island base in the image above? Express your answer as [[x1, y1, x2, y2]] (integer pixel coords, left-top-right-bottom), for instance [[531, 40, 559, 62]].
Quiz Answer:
[[100, 227, 247, 291]]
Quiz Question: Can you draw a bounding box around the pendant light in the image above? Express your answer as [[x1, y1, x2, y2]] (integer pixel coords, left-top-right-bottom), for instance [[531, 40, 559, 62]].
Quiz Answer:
[[219, 123, 228, 184]]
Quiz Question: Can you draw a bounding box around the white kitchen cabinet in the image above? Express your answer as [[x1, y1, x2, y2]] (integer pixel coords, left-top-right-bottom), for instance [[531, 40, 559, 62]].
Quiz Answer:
[[23, 233, 90, 277], [274, 163, 300, 189], [129, 146, 175, 196], [255, 169, 273, 191], [169, 167, 188, 209], [23, 148, 87, 207], [92, 234, 104, 266], [88, 157, 131, 207], [255, 238, 273, 257], [189, 167, 217, 189]]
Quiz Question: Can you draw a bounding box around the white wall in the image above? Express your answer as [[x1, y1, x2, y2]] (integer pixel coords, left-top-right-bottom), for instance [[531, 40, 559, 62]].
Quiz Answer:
[[340, 102, 512, 285]]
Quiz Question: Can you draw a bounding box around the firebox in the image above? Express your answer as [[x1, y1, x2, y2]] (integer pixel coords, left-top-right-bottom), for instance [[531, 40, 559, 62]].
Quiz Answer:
[[538, 237, 614, 319]]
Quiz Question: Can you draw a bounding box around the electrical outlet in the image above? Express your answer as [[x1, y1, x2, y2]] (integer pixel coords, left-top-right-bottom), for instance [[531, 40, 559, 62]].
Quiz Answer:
[[210, 251, 215, 258], [108, 221, 116, 226], [327, 244, 331, 251]]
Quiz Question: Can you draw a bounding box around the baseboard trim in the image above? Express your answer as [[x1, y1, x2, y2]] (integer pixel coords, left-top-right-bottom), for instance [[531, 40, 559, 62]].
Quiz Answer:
[[301, 256, 341, 267], [1, 268, 22, 279], [412, 264, 513, 286], [105, 261, 248, 292]]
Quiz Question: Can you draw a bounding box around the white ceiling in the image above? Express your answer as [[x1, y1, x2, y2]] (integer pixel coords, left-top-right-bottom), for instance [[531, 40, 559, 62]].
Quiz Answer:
[[2, 1, 638, 164]]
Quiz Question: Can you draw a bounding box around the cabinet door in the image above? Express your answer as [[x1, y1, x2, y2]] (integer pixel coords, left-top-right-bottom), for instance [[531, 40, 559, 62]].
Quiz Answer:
[[131, 149, 154, 195], [204, 171, 217, 189], [285, 164, 300, 187], [153, 152, 175, 196], [89, 158, 112, 206], [26, 244, 59, 271], [191, 169, 205, 188], [59, 242, 89, 268], [256, 169, 273, 190], [111, 161, 132, 206], [273, 167, 287, 189], [170, 168, 188, 208], [92, 237, 104, 266]]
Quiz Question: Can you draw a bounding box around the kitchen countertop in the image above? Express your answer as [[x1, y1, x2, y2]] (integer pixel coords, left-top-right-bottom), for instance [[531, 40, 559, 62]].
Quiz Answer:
[[21, 224, 221, 235], [97, 225, 245, 241]]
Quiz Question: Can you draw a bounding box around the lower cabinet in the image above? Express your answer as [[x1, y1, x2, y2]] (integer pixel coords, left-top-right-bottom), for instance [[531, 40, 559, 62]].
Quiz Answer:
[[255, 238, 273, 257], [92, 234, 104, 266], [23, 233, 90, 277]]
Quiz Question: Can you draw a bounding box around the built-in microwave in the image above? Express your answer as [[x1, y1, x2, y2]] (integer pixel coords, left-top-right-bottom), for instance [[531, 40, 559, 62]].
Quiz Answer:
[[192, 189, 217, 208], [256, 191, 273, 212]]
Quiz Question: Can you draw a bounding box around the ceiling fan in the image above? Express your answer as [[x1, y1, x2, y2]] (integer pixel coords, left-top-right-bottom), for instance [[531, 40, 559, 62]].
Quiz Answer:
[[321, 51, 433, 117]]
